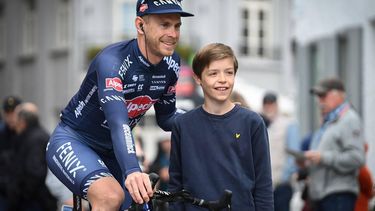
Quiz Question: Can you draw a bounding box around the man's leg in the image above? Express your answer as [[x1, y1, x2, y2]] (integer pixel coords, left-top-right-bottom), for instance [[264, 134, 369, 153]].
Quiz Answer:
[[274, 183, 293, 211], [319, 192, 357, 211], [87, 177, 124, 210], [46, 123, 125, 211]]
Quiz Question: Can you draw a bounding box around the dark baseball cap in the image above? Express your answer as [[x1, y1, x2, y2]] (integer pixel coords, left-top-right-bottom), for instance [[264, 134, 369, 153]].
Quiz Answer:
[[263, 92, 277, 105], [136, 0, 194, 17], [310, 78, 345, 96], [2, 95, 22, 112]]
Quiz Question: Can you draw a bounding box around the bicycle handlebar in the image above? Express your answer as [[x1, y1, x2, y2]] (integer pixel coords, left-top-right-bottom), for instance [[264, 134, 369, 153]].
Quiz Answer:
[[129, 173, 232, 211]]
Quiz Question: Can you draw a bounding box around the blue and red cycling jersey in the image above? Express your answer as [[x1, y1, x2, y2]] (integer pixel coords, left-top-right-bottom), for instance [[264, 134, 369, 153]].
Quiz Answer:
[[60, 38, 181, 176]]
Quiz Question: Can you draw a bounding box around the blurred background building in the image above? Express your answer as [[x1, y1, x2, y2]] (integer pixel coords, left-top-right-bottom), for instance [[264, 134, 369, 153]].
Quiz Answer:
[[293, 0, 375, 176], [0, 0, 373, 175]]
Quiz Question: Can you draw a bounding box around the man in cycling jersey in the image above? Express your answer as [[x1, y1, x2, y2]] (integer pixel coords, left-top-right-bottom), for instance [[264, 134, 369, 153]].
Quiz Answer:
[[46, 1, 193, 210]]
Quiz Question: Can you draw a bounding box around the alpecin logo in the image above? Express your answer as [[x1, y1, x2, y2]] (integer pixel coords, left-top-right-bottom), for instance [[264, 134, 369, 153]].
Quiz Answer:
[[126, 95, 157, 118], [105, 77, 123, 92]]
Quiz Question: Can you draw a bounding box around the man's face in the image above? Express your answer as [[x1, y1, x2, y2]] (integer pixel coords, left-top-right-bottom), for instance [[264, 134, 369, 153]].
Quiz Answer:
[[194, 58, 235, 106], [2, 110, 17, 130], [13, 106, 25, 134], [316, 90, 343, 115], [262, 103, 278, 121], [143, 14, 181, 58]]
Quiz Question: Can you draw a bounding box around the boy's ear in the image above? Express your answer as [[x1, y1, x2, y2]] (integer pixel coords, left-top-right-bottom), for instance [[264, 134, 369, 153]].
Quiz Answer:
[[192, 74, 201, 86]]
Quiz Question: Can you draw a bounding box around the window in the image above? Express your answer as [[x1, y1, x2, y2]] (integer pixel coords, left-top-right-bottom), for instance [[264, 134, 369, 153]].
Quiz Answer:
[[21, 0, 36, 56], [0, 2, 5, 61], [240, 1, 273, 58], [240, 8, 249, 55], [55, 0, 70, 48]]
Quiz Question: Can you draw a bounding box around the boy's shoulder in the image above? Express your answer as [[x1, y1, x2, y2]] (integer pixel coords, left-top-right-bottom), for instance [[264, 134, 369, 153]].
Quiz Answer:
[[176, 106, 202, 121], [176, 105, 262, 122]]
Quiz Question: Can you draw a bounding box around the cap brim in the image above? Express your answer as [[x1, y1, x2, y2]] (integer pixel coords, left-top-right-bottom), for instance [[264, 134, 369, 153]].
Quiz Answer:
[[309, 86, 327, 96], [142, 9, 194, 17]]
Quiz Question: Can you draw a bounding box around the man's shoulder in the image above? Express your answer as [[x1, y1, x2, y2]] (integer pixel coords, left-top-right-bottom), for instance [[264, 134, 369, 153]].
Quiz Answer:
[[26, 126, 50, 143], [337, 108, 362, 126], [159, 53, 181, 71], [99, 40, 135, 57]]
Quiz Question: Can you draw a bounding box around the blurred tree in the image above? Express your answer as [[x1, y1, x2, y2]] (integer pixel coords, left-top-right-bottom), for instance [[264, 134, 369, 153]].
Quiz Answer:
[[86, 46, 104, 64]]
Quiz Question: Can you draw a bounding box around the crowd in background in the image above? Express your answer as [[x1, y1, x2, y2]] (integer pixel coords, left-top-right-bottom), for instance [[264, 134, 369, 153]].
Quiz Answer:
[[0, 76, 374, 211]]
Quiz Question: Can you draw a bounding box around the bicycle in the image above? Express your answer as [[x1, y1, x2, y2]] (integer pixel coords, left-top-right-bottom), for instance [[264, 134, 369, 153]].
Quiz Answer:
[[62, 173, 232, 211]]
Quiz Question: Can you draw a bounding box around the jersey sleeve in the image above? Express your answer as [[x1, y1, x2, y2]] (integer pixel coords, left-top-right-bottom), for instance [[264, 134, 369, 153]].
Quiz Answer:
[[95, 53, 141, 176], [154, 61, 184, 131]]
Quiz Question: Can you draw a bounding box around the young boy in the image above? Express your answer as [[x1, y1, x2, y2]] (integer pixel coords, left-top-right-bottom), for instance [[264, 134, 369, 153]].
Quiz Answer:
[[168, 43, 274, 210]]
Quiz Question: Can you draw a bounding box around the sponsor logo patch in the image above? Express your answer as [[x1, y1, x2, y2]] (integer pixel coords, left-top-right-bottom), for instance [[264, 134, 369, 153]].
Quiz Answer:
[[126, 95, 157, 118], [105, 77, 123, 92]]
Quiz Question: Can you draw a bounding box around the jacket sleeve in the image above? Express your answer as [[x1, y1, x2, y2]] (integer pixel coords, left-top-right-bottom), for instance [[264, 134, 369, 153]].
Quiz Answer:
[[320, 115, 365, 173], [96, 54, 141, 176], [251, 118, 274, 210], [168, 120, 185, 210]]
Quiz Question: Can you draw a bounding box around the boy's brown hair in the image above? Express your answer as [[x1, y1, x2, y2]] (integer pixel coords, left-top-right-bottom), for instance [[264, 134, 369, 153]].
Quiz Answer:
[[192, 43, 238, 78]]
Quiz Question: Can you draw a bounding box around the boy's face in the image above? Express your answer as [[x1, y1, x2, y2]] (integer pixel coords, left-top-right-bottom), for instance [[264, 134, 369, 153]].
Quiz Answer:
[[194, 58, 235, 105]]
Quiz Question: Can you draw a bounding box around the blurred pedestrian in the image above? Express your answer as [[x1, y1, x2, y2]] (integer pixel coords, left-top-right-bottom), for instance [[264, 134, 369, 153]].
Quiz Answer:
[[7, 102, 57, 211], [148, 132, 171, 211], [169, 43, 273, 210], [45, 169, 74, 210], [261, 91, 300, 211], [149, 132, 171, 192], [0, 95, 22, 210], [306, 77, 365, 211], [230, 90, 250, 109]]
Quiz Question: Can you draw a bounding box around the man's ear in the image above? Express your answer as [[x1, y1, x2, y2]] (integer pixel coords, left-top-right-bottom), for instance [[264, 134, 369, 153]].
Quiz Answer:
[[135, 17, 145, 34]]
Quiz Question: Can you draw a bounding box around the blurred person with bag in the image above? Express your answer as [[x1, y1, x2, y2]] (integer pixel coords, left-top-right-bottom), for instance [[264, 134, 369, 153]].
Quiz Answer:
[[306, 77, 365, 211]]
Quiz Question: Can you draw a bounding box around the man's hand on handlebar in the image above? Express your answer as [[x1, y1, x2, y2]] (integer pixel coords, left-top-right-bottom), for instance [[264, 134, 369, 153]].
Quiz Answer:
[[125, 172, 154, 204]]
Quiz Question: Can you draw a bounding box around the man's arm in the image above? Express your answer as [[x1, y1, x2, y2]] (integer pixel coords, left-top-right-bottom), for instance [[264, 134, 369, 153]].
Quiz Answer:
[[95, 54, 152, 203], [154, 82, 185, 131], [320, 116, 365, 173], [96, 55, 141, 175]]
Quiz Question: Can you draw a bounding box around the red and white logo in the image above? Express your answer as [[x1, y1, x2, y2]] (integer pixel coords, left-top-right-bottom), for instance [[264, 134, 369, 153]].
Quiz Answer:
[[167, 86, 176, 94], [126, 95, 157, 118], [105, 77, 123, 92], [139, 4, 148, 12]]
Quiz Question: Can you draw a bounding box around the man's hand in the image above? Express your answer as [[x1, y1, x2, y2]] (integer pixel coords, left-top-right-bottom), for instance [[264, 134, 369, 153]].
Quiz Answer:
[[304, 151, 322, 164], [125, 172, 153, 204]]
